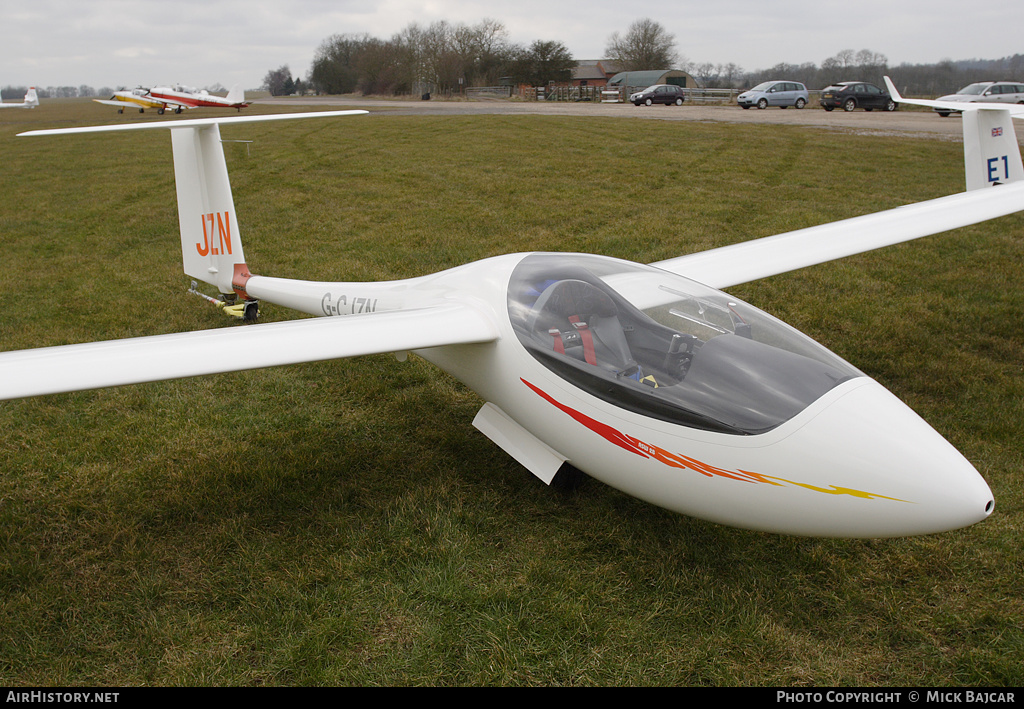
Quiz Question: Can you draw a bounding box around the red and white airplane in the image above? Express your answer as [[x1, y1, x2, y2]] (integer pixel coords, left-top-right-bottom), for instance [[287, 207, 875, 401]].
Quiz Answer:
[[146, 84, 248, 113], [5, 79, 1023, 537]]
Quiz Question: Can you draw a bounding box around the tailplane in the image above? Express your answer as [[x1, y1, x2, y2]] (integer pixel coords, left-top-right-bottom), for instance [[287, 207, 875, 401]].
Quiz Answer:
[[884, 77, 1023, 190], [18, 111, 367, 297]]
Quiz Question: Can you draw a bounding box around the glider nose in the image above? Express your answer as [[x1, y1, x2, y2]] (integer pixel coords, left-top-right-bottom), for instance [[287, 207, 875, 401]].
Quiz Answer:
[[779, 380, 994, 537]]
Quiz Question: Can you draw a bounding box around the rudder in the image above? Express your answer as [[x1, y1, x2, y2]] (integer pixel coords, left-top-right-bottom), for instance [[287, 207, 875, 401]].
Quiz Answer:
[[170, 123, 249, 296], [963, 109, 1024, 190]]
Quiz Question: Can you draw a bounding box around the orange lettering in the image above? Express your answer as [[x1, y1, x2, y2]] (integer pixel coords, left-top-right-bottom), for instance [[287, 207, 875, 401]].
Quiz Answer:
[[196, 212, 232, 256], [196, 214, 211, 256], [217, 212, 232, 255]]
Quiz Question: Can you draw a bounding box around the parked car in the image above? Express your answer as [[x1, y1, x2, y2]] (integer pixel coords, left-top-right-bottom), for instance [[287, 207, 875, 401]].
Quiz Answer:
[[736, 81, 809, 109], [630, 84, 686, 106], [932, 81, 1024, 116], [820, 82, 896, 112]]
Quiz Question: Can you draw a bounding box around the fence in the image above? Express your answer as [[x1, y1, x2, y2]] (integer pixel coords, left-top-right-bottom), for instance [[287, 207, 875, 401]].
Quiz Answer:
[[601, 87, 741, 104], [512, 85, 607, 102], [465, 86, 513, 100]]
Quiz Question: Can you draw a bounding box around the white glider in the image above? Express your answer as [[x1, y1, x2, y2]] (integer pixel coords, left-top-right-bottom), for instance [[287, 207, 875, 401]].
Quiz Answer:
[[0, 87, 38, 109], [4, 83, 1023, 537]]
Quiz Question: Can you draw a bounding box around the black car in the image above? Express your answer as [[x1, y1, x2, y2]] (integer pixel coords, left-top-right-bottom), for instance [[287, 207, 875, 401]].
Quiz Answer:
[[630, 84, 686, 106], [820, 82, 896, 112]]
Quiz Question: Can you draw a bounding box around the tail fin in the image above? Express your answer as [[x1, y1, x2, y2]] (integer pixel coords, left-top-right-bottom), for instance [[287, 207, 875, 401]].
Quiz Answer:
[[884, 77, 1023, 190], [226, 84, 245, 105], [24, 87, 38, 107], [171, 122, 250, 296], [18, 111, 367, 295], [961, 109, 1024, 190]]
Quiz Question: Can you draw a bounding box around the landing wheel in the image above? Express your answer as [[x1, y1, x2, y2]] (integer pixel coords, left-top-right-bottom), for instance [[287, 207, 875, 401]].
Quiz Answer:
[[242, 300, 259, 324]]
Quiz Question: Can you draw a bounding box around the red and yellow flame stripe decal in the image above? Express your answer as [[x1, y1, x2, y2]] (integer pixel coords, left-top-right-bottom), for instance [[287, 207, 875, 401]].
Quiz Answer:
[[522, 379, 907, 502]]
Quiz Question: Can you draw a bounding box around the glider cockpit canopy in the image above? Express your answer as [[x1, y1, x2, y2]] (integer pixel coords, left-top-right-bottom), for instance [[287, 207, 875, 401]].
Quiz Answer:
[[508, 253, 863, 435]]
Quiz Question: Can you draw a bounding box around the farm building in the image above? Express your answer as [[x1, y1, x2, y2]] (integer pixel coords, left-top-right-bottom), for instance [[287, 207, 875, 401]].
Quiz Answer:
[[607, 70, 699, 90]]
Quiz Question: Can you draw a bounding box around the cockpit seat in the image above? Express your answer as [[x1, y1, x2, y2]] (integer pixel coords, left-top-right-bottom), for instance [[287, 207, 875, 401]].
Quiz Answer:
[[526, 279, 636, 373]]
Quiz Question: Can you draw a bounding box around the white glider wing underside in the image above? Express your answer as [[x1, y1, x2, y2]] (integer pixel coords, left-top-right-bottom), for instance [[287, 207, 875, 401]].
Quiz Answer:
[[0, 304, 498, 401], [652, 181, 1024, 289]]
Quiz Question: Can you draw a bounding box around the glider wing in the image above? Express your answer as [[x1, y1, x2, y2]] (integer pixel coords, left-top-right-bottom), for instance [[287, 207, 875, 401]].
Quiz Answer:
[[652, 181, 1024, 289], [0, 303, 498, 401]]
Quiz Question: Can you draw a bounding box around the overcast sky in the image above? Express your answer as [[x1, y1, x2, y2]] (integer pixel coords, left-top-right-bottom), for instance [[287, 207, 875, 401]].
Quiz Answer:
[[4, 0, 1023, 91]]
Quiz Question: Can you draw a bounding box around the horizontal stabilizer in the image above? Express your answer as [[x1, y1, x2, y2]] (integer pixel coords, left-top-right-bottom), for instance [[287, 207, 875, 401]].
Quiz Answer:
[[20, 110, 369, 296], [0, 303, 498, 401], [883, 77, 1023, 190], [18, 110, 369, 138], [883, 77, 1024, 119]]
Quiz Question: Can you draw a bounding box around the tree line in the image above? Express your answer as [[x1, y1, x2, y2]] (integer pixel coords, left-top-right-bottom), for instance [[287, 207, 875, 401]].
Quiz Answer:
[[265, 18, 676, 97], [295, 19, 576, 97], [1, 85, 111, 100], [263, 14, 1023, 99], [0, 83, 231, 101], [714, 51, 1024, 94]]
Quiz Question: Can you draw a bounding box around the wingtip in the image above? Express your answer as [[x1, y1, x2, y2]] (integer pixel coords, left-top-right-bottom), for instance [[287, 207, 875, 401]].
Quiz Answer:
[[883, 76, 902, 101]]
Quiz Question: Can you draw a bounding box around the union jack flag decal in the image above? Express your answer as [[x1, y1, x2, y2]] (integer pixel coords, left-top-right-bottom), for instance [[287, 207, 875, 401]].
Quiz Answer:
[[993, 127, 1003, 137]]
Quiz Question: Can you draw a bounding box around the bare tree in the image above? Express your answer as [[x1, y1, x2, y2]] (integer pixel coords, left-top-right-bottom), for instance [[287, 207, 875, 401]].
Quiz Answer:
[[605, 18, 679, 71], [262, 65, 295, 96], [855, 49, 888, 68], [690, 62, 717, 87]]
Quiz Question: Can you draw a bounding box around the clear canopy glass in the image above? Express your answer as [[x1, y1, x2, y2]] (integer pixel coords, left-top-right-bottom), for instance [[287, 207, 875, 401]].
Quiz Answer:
[[508, 254, 863, 435]]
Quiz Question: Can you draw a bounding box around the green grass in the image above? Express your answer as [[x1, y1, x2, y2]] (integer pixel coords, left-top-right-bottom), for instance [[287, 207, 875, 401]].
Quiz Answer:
[[0, 99, 1022, 686]]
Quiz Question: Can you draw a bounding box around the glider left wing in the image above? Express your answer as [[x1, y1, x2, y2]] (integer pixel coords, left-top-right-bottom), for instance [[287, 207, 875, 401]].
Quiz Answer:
[[0, 303, 499, 401]]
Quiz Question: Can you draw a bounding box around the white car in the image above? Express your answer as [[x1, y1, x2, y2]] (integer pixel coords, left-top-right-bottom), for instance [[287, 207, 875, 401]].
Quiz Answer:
[[933, 81, 1024, 116]]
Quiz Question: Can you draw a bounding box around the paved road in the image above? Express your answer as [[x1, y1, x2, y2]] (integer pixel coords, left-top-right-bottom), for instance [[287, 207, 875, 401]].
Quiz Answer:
[[254, 95, 1000, 142]]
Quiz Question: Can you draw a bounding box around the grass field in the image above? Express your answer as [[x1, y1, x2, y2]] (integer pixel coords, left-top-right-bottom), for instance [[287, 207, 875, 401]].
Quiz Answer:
[[0, 99, 1021, 686]]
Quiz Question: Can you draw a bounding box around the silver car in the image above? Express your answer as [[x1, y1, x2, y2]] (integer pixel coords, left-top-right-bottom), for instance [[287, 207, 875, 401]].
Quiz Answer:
[[737, 81, 809, 109], [934, 81, 1024, 116]]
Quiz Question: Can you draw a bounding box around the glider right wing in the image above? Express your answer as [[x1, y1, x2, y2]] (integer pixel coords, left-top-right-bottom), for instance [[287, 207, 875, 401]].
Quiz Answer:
[[0, 303, 499, 401]]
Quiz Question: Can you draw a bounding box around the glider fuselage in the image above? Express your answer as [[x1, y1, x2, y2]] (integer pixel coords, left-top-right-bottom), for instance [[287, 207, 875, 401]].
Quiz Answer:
[[242, 251, 995, 537]]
